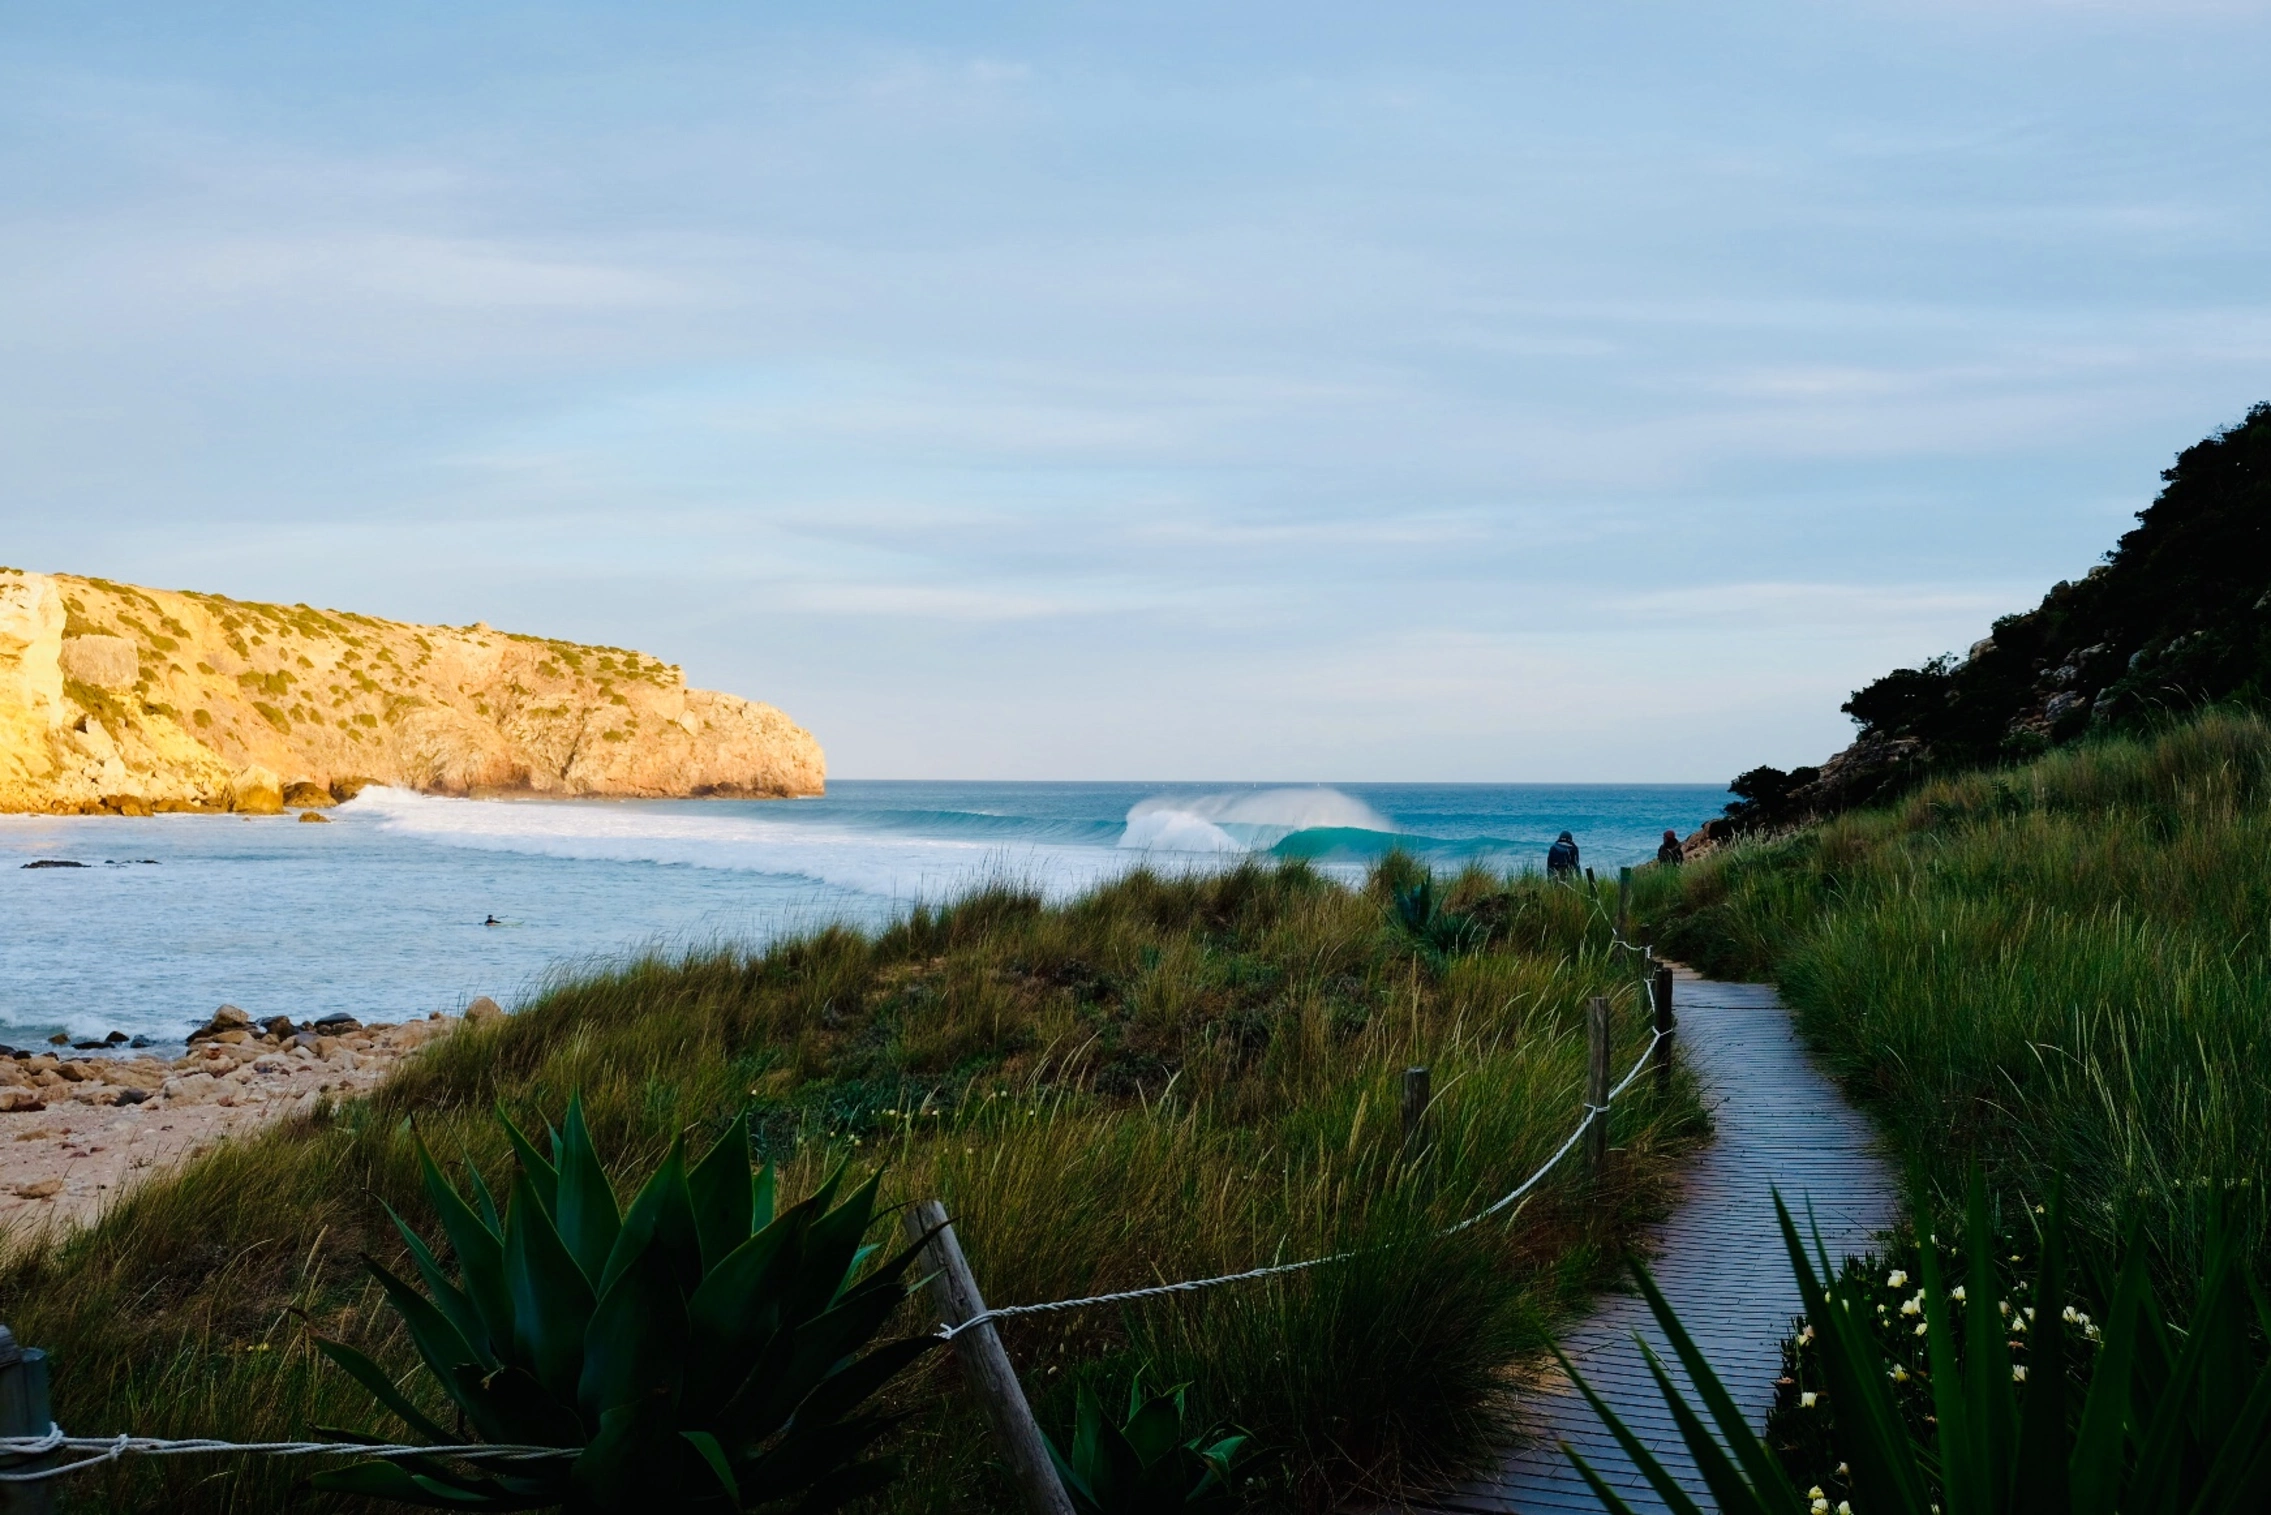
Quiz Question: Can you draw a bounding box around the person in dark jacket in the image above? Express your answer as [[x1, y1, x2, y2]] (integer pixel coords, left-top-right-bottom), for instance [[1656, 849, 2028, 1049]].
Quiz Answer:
[[1546, 831, 1579, 877], [1657, 829, 1683, 866]]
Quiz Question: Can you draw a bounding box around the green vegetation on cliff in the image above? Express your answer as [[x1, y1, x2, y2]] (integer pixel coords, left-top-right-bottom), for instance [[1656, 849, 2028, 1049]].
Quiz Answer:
[[1726, 401, 2271, 827], [3, 861, 1700, 1515]]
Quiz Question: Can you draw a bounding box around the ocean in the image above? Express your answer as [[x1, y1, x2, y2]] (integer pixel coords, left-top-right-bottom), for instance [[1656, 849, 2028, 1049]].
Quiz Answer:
[[0, 781, 1726, 1045]]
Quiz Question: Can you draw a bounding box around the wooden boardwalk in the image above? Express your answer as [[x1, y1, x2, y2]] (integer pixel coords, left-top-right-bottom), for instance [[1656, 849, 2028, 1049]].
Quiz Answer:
[[1413, 971, 1899, 1514]]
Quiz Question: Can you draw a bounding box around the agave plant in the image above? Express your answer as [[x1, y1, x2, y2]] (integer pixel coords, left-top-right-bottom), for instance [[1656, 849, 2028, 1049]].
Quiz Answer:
[[310, 1096, 939, 1512], [1560, 1172, 2271, 1515], [1044, 1369, 1252, 1515], [1390, 875, 1488, 958]]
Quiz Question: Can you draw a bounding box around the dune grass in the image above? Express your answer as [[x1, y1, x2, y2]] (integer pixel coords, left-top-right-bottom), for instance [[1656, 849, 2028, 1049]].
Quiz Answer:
[[1645, 709, 2271, 1278], [0, 858, 1702, 1514]]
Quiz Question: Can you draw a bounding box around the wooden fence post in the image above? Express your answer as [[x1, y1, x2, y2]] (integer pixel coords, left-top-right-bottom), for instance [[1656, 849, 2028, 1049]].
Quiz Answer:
[[0, 1324, 55, 1515], [903, 1202, 1074, 1515], [1616, 866, 1632, 937], [1584, 996, 1610, 1178], [1651, 966, 1676, 1097], [1401, 1066, 1431, 1157]]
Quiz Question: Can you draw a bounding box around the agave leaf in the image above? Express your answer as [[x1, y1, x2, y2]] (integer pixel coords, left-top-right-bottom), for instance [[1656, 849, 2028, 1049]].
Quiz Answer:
[[599, 1134, 697, 1300], [2069, 1229, 2150, 1515], [574, 1396, 681, 1512], [1627, 1256, 1805, 1510], [2191, 1364, 2271, 1515], [416, 1134, 515, 1359], [1549, 1346, 1720, 1515], [2012, 1183, 2070, 1515], [580, 1243, 691, 1420], [385, 1202, 496, 1371], [682, 1429, 741, 1505], [682, 1205, 815, 1415], [1775, 1194, 1931, 1512], [1123, 1391, 1183, 1466], [458, 1362, 584, 1450], [1562, 1449, 1656, 1515], [757, 1412, 915, 1501], [466, 1155, 503, 1237], [497, 1105, 560, 1219], [717, 1281, 909, 1447], [364, 1253, 496, 1426], [688, 1114, 755, 1272], [309, 1460, 494, 1507], [1048, 1433, 1101, 1514], [1069, 1381, 1105, 1501], [753, 1161, 778, 1232], [2132, 1244, 2237, 1504], [554, 1092, 623, 1288], [1918, 1206, 1986, 1515], [1959, 1172, 2015, 1509], [1636, 1341, 1787, 1515], [310, 1335, 454, 1445], [787, 1170, 883, 1320], [505, 1170, 597, 1405], [793, 1336, 938, 1429]]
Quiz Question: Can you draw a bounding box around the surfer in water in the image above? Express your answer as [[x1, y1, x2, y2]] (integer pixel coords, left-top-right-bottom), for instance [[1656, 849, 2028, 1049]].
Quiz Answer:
[[482, 914, 501, 927]]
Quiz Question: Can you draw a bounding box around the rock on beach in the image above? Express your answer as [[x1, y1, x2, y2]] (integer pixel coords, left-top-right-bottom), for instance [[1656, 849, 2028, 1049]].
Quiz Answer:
[[0, 999, 498, 1233]]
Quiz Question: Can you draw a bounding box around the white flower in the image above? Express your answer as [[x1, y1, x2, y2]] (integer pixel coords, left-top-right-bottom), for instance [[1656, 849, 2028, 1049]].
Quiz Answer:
[[1812, 1501, 1829, 1515], [1887, 1270, 1909, 1289], [2012, 1365, 2028, 1382], [1914, 1321, 1929, 1336], [1889, 1364, 1911, 1382], [1901, 1292, 1924, 1317], [1836, 1464, 1850, 1477], [1809, 1488, 1825, 1501], [1801, 1391, 1820, 1408], [1838, 1503, 1853, 1514], [1951, 1285, 1967, 1302]]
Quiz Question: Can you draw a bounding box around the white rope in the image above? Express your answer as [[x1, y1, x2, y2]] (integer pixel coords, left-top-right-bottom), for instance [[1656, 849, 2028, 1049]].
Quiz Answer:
[[944, 1014, 1672, 1338], [0, 1426, 575, 1483]]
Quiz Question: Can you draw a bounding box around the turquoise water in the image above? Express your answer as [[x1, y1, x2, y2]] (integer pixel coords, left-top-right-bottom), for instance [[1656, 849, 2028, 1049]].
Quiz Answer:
[[0, 781, 1724, 1043]]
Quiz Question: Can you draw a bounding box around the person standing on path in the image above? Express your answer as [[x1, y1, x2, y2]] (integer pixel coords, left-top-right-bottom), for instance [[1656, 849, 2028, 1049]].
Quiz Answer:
[[1546, 831, 1580, 878], [1657, 829, 1683, 866]]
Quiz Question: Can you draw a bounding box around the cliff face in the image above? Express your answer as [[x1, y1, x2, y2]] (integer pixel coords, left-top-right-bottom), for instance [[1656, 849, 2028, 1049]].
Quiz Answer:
[[0, 569, 824, 814]]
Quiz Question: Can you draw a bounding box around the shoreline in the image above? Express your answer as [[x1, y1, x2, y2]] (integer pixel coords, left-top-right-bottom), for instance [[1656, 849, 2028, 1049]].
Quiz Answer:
[[0, 1000, 496, 1235]]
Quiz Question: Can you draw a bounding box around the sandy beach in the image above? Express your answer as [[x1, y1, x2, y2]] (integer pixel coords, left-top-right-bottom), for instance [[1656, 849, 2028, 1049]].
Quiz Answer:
[[0, 1000, 496, 1234]]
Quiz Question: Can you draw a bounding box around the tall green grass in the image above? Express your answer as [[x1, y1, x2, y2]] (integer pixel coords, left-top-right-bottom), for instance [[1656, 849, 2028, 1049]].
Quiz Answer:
[[1649, 710, 2271, 1277], [1, 859, 1700, 1514]]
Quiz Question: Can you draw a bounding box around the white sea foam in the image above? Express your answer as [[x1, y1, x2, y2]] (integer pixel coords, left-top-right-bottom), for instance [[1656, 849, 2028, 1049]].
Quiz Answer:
[[1117, 788, 1394, 853], [344, 786, 1141, 901]]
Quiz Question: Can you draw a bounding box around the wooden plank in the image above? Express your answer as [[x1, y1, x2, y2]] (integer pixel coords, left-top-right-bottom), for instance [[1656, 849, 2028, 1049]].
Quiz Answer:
[[1399, 971, 1899, 1513]]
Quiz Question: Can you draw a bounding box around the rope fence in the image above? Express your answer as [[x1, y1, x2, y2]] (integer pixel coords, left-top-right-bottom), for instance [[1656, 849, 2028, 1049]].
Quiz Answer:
[[942, 911, 1669, 1337], [0, 1432, 573, 1483]]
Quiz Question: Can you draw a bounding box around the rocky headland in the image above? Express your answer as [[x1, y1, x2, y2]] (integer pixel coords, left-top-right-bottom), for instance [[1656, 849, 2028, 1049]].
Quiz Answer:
[[0, 568, 824, 814], [1713, 400, 2271, 835], [0, 1000, 502, 1233]]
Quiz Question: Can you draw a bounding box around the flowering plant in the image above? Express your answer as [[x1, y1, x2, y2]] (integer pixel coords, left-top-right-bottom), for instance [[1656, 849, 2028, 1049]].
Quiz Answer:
[[1560, 1171, 2271, 1514]]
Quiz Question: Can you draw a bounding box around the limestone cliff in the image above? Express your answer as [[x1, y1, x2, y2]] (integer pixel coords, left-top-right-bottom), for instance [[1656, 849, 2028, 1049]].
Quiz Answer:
[[0, 569, 824, 814]]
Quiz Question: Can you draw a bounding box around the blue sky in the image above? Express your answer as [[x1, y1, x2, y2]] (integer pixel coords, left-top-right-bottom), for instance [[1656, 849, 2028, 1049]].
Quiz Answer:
[[4, 1, 2268, 781]]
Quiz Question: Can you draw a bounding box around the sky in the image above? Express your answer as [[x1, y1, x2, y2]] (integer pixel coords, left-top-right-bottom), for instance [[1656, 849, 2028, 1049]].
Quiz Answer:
[[3, 2, 2269, 782]]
